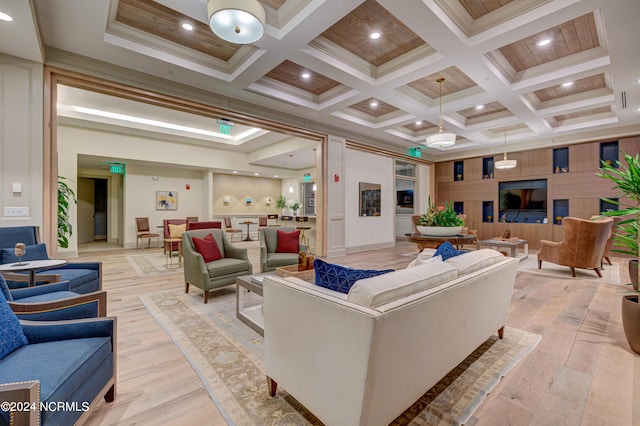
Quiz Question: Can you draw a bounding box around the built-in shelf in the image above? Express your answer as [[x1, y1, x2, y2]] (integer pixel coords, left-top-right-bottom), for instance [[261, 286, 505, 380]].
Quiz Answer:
[[482, 201, 494, 223], [600, 141, 619, 168], [552, 147, 569, 173], [453, 201, 464, 215], [600, 198, 619, 214], [553, 199, 569, 224], [482, 157, 494, 179], [454, 161, 464, 181]]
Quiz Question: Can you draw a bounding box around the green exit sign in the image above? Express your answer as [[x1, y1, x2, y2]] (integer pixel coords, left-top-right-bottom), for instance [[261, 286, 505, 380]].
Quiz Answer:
[[408, 147, 422, 158], [219, 124, 232, 134], [110, 163, 125, 174]]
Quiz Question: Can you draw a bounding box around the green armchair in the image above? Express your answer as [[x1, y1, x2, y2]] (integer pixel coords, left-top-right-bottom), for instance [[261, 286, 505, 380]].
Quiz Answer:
[[182, 229, 252, 303], [259, 226, 308, 273]]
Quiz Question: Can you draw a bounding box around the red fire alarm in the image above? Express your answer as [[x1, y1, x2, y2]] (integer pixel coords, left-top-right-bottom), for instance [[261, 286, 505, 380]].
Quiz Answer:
[[185, 184, 191, 190], [334, 174, 340, 182]]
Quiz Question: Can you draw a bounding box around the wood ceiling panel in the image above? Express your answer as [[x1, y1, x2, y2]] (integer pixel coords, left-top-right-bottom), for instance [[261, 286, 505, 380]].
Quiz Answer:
[[458, 101, 508, 119], [403, 121, 437, 132], [533, 74, 606, 102], [498, 13, 599, 72], [320, 0, 426, 67], [349, 98, 399, 117], [488, 123, 528, 134], [554, 106, 611, 121], [265, 60, 342, 95], [116, 0, 239, 61], [459, 0, 515, 19], [407, 67, 478, 99]]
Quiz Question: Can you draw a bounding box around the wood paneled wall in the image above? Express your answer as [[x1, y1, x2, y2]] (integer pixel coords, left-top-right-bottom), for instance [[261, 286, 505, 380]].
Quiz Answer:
[[436, 137, 639, 249]]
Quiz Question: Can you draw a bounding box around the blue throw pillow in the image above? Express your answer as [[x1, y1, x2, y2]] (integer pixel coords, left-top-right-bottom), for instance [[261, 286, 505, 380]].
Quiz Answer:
[[433, 241, 464, 261], [313, 258, 393, 294], [0, 243, 49, 264], [0, 289, 28, 360]]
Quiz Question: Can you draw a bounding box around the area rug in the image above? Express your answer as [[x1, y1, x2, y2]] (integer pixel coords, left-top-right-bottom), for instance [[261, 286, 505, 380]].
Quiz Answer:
[[517, 255, 620, 285], [140, 289, 541, 425]]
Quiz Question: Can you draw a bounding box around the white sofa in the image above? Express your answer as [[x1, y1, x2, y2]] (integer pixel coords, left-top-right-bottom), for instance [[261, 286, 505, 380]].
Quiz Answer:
[[263, 249, 519, 426]]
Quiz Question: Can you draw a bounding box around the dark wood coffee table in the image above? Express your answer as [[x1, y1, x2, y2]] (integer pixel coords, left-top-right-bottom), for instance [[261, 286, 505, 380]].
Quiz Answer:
[[406, 233, 477, 252]]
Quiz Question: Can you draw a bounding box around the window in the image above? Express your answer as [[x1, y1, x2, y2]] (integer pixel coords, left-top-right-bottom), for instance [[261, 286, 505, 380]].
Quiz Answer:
[[395, 160, 417, 215], [553, 147, 569, 173], [395, 161, 416, 177]]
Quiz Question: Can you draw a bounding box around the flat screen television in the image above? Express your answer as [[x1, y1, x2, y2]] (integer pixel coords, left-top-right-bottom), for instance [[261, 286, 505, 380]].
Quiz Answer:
[[498, 179, 547, 223], [396, 190, 414, 208]]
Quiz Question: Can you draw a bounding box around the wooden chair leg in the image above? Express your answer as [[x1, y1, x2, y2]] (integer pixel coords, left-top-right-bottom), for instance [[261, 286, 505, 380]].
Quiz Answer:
[[604, 256, 612, 266], [104, 384, 115, 402], [498, 326, 504, 339], [267, 376, 278, 397], [594, 268, 603, 278], [185, 282, 189, 293], [204, 291, 209, 304], [538, 259, 542, 269], [570, 267, 576, 277]]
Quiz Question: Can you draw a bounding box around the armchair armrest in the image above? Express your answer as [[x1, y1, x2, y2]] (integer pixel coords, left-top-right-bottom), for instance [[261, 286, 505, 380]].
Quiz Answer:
[[224, 243, 249, 261], [56, 261, 101, 271], [539, 239, 562, 248], [10, 281, 72, 299], [10, 291, 107, 320], [21, 316, 116, 344], [1, 272, 60, 284], [0, 381, 40, 425]]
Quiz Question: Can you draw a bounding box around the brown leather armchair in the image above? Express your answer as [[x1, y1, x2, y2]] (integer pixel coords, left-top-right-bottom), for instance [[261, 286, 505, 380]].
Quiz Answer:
[[590, 214, 626, 265], [538, 216, 613, 277]]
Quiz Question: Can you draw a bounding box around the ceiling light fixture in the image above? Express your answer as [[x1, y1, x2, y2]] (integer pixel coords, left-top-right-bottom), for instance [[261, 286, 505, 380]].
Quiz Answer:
[[495, 126, 517, 169], [370, 32, 381, 40], [0, 11, 12, 22], [312, 148, 318, 192], [288, 154, 294, 193], [561, 81, 574, 87], [425, 78, 456, 148], [301, 72, 310, 79], [415, 120, 422, 125], [476, 105, 484, 110], [537, 38, 552, 47], [370, 100, 379, 107], [181, 22, 194, 31], [207, 0, 266, 44]]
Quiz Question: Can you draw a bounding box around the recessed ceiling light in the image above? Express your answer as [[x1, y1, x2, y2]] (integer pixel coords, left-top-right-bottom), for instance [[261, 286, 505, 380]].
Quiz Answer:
[[475, 105, 484, 110], [301, 72, 311, 79], [274, 174, 279, 178], [537, 38, 552, 47], [370, 32, 381, 40], [415, 120, 422, 125], [232, 170, 238, 174], [370, 100, 379, 107], [254, 173, 259, 176], [0, 11, 13, 22], [561, 82, 574, 87], [181, 22, 194, 31]]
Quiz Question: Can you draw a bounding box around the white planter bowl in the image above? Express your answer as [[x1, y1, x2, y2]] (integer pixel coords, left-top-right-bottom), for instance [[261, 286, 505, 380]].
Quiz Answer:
[[416, 225, 462, 236]]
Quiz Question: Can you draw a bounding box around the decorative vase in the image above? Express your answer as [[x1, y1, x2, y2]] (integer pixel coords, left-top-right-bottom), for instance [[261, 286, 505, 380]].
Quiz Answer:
[[621, 295, 640, 355], [416, 225, 462, 236], [630, 260, 638, 291]]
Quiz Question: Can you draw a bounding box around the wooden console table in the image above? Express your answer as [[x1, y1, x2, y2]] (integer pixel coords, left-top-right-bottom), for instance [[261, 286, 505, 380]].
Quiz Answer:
[[406, 234, 477, 252]]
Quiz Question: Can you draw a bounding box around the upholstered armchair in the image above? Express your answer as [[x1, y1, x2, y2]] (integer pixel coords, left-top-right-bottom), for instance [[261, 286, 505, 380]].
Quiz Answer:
[[182, 229, 252, 303], [0, 274, 106, 321], [0, 226, 102, 294], [163, 219, 187, 253], [0, 305, 117, 425], [186, 220, 222, 231], [259, 227, 308, 273], [591, 214, 626, 265], [538, 216, 613, 277]]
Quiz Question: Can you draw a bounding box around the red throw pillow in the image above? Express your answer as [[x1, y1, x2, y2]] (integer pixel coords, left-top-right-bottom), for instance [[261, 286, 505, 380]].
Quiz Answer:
[[275, 229, 300, 253], [192, 233, 222, 262]]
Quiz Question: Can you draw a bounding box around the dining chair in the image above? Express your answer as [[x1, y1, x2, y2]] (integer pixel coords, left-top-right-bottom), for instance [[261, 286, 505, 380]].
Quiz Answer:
[[186, 216, 199, 223], [223, 217, 242, 242], [135, 217, 160, 249]]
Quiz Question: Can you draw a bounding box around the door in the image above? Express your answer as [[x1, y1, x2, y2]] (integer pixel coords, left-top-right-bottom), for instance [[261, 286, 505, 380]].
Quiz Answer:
[[77, 177, 95, 243]]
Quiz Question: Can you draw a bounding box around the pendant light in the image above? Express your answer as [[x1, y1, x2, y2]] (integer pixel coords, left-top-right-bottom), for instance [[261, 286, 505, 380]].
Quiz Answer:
[[425, 77, 456, 148], [495, 126, 517, 169], [288, 154, 294, 193], [312, 148, 317, 191], [207, 0, 266, 45]]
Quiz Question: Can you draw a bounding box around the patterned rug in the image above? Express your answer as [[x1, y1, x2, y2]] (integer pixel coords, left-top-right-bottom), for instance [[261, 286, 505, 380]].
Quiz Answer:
[[141, 289, 541, 425]]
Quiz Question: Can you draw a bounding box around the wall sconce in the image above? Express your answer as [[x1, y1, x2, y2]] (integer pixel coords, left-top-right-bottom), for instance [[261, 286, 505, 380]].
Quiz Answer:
[[266, 197, 272, 206], [246, 197, 252, 205], [223, 196, 231, 205]]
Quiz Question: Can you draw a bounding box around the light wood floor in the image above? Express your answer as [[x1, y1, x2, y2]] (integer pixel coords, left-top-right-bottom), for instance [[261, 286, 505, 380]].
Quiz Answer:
[[80, 242, 639, 425]]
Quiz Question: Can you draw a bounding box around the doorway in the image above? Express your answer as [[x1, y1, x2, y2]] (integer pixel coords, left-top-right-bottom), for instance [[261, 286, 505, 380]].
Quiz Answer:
[[77, 177, 108, 243]]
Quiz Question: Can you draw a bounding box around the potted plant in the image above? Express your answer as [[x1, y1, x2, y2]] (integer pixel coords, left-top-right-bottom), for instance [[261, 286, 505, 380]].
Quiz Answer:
[[275, 195, 288, 216], [597, 152, 640, 354], [416, 196, 464, 236], [58, 176, 77, 249], [289, 201, 301, 217]]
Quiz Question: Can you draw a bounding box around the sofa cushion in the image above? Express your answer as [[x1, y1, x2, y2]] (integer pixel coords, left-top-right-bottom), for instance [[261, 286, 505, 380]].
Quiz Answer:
[[193, 233, 222, 262], [275, 229, 300, 253], [348, 256, 458, 307], [314, 258, 393, 294], [45, 269, 99, 289], [445, 249, 505, 275], [0, 243, 49, 264], [206, 257, 250, 277], [169, 223, 186, 238], [15, 291, 79, 304], [0, 291, 28, 360], [433, 241, 463, 261], [267, 252, 300, 268]]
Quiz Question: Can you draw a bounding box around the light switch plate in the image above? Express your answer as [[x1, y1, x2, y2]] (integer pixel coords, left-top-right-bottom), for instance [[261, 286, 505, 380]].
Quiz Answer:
[[4, 207, 29, 217]]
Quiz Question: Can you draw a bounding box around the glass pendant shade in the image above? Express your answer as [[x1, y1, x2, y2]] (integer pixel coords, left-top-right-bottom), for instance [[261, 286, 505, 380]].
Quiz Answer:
[[495, 126, 517, 169], [207, 0, 266, 44], [424, 77, 456, 148]]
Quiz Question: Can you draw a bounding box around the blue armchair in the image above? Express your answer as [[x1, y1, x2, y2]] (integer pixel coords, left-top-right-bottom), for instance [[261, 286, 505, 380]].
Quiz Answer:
[[0, 274, 107, 321], [0, 291, 116, 425], [0, 226, 101, 294]]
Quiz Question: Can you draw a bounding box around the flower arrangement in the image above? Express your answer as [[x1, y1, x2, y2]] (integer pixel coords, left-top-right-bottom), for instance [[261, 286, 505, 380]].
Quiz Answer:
[[417, 196, 464, 227]]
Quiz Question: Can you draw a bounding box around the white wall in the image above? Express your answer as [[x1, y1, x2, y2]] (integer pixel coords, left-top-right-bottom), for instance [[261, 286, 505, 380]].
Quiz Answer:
[[344, 148, 395, 251], [0, 55, 43, 229]]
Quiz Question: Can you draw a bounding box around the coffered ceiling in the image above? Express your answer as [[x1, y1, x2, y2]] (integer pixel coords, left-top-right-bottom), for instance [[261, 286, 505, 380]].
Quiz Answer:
[[1, 0, 639, 164]]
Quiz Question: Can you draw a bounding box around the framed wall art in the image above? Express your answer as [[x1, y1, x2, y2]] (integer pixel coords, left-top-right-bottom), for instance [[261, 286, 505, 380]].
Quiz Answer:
[[156, 191, 178, 210]]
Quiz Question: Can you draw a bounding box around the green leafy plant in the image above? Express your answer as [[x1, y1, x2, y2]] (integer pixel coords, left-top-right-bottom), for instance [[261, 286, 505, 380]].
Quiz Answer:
[[58, 176, 77, 248], [597, 152, 640, 288], [275, 195, 288, 215], [289, 201, 301, 215], [417, 196, 464, 227]]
